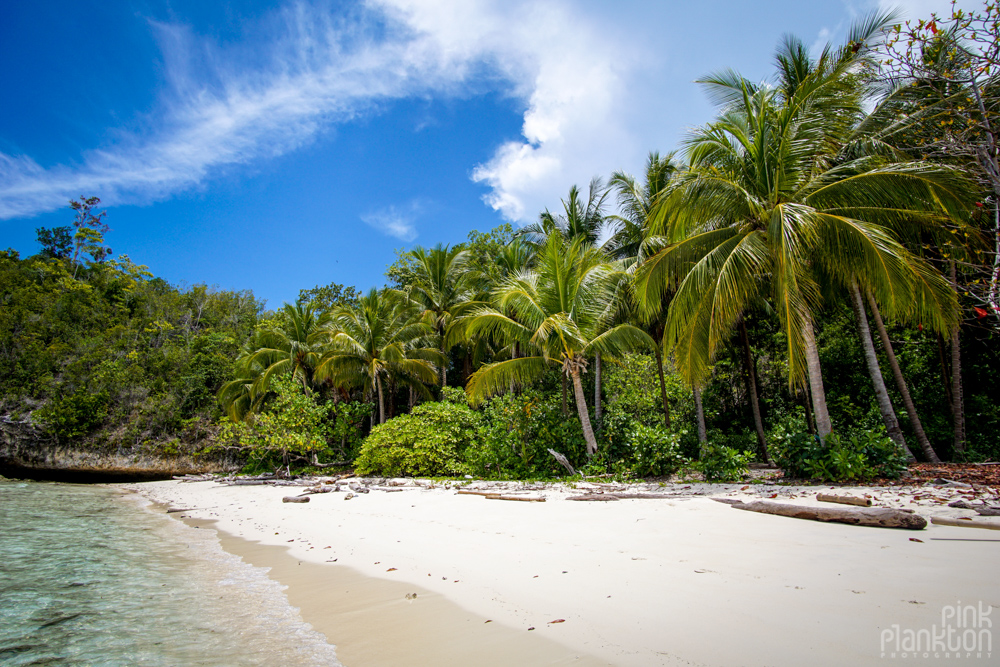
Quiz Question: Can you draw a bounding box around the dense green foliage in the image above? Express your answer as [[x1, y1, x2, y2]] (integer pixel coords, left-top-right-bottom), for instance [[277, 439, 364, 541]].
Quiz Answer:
[[354, 400, 481, 477], [0, 246, 260, 455]]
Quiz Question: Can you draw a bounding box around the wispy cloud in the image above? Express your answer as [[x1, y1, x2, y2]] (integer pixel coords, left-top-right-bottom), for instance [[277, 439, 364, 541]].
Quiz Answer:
[[1, 0, 663, 225], [361, 201, 421, 241]]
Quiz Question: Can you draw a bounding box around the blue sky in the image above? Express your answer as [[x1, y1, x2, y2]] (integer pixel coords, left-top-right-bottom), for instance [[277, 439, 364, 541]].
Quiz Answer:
[[0, 0, 961, 308]]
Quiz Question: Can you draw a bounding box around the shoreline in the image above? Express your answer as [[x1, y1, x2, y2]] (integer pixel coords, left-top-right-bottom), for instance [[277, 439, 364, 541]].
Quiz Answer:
[[128, 478, 1000, 666]]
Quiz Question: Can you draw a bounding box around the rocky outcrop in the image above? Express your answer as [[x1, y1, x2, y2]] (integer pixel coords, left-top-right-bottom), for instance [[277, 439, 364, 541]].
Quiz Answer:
[[0, 416, 239, 482]]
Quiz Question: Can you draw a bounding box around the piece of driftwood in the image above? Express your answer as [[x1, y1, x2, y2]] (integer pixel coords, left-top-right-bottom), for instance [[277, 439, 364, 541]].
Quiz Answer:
[[372, 487, 403, 492], [931, 516, 1000, 531], [947, 500, 1000, 516], [567, 494, 620, 501], [611, 493, 691, 500], [232, 479, 271, 486], [166, 508, 195, 514], [298, 486, 336, 496], [456, 490, 496, 497], [547, 449, 577, 476], [282, 496, 310, 503], [728, 500, 927, 530], [817, 493, 872, 507], [484, 494, 546, 502]]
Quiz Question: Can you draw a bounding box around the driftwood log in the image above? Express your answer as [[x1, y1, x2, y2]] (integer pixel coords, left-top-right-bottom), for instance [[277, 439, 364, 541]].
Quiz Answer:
[[484, 494, 546, 502], [547, 449, 577, 476], [725, 500, 926, 530], [567, 494, 620, 502], [817, 493, 872, 507], [456, 490, 498, 497], [282, 496, 310, 503], [931, 516, 1000, 531]]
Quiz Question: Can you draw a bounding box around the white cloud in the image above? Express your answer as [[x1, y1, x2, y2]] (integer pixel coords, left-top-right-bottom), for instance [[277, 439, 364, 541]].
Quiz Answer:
[[361, 201, 421, 241]]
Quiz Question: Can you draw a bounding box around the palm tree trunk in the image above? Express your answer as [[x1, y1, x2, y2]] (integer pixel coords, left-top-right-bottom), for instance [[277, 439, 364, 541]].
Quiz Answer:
[[849, 284, 914, 460], [376, 375, 386, 424], [654, 349, 671, 428], [739, 320, 770, 463], [949, 261, 966, 454], [561, 374, 568, 417], [865, 290, 940, 463], [594, 353, 603, 433], [936, 333, 954, 410], [509, 344, 518, 394], [693, 385, 707, 444], [802, 320, 832, 439], [571, 369, 598, 456], [802, 386, 816, 436]]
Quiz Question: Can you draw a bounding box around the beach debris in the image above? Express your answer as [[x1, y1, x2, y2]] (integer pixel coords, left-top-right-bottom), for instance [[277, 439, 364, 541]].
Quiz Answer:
[[387, 568, 397, 572], [527, 627, 535, 631], [547, 449, 577, 476], [165, 508, 195, 513], [282, 496, 310, 503], [909, 538, 924, 542], [567, 494, 619, 501], [405, 593, 417, 600], [344, 493, 355, 500], [484, 494, 545, 502], [929, 478, 972, 488], [549, 619, 565, 624], [722, 499, 927, 530], [931, 516, 1000, 531], [947, 500, 1000, 515], [817, 493, 872, 507], [485, 620, 492, 623]]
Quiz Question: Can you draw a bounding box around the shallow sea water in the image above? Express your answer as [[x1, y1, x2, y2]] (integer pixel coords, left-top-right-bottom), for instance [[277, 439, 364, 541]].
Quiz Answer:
[[0, 478, 340, 666]]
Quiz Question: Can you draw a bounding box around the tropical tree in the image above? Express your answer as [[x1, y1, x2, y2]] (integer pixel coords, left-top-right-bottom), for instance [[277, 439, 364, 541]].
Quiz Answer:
[[516, 178, 611, 247], [405, 244, 480, 388], [463, 234, 654, 456], [315, 288, 443, 424], [217, 302, 329, 420], [635, 13, 970, 441]]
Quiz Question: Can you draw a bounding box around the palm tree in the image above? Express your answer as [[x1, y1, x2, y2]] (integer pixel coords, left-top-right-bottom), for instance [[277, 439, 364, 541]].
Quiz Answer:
[[607, 152, 679, 263], [315, 289, 442, 424], [516, 178, 611, 247], [217, 302, 329, 420], [463, 234, 654, 456], [635, 14, 969, 440], [405, 244, 480, 388]]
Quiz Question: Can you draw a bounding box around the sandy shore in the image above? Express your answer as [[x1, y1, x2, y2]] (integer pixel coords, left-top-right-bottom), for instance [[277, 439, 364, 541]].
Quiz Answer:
[[128, 478, 999, 666]]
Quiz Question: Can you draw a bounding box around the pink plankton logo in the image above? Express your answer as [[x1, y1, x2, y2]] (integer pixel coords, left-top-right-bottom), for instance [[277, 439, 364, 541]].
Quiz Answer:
[[880, 601, 993, 659]]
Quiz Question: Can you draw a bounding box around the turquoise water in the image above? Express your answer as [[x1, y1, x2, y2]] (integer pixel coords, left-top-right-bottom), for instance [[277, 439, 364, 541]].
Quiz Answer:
[[0, 478, 340, 666]]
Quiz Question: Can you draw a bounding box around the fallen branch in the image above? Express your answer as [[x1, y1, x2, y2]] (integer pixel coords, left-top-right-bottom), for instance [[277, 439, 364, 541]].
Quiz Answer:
[[727, 500, 926, 530], [547, 449, 577, 476], [282, 496, 310, 503], [817, 493, 872, 507], [484, 494, 546, 502], [567, 494, 620, 502], [932, 516, 1000, 531]]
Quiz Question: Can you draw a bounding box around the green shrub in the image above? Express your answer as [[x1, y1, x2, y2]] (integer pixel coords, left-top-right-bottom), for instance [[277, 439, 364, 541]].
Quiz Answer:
[[628, 424, 687, 477], [355, 401, 481, 477], [698, 443, 751, 482], [771, 429, 909, 481], [465, 390, 588, 479]]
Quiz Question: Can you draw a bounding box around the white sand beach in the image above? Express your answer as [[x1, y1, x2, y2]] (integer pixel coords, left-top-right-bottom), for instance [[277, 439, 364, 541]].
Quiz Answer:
[[129, 479, 999, 666]]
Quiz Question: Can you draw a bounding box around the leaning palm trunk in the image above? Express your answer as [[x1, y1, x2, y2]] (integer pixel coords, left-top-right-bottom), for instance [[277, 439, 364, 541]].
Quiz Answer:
[[566, 360, 598, 456], [802, 321, 833, 439], [949, 261, 966, 454], [594, 353, 603, 433], [849, 283, 914, 460], [865, 291, 940, 463], [739, 320, 770, 463], [693, 385, 707, 444]]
